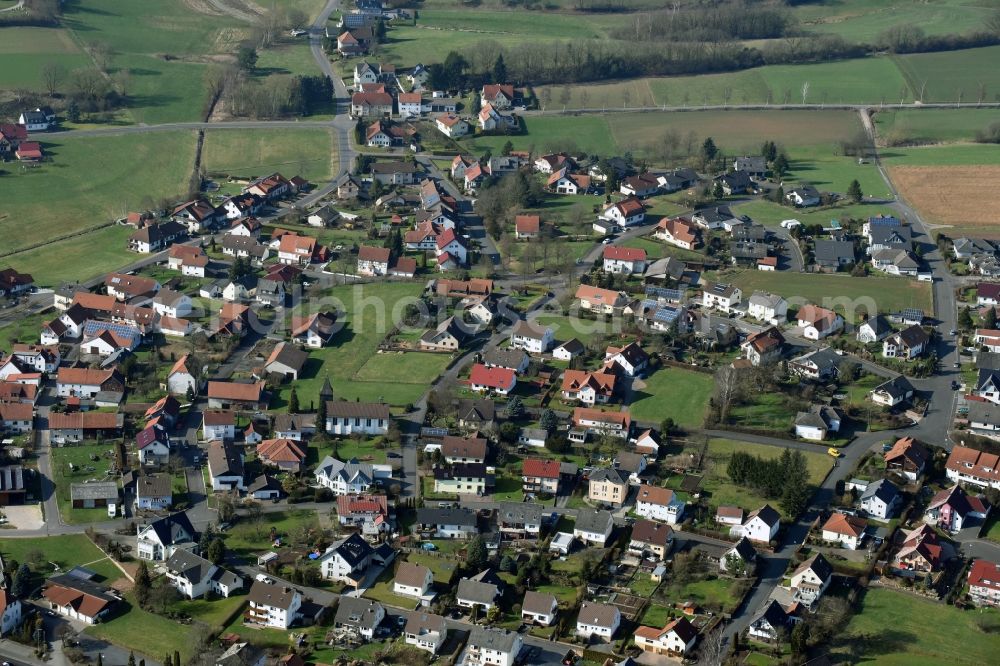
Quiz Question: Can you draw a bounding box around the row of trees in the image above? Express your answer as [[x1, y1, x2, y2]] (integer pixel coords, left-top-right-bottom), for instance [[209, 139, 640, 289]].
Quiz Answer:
[[610, 5, 793, 43], [211, 67, 333, 118], [727, 448, 813, 517]]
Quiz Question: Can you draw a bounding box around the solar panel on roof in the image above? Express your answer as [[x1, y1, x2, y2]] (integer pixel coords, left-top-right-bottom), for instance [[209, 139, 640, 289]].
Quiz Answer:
[[644, 286, 683, 302], [900, 308, 924, 320], [653, 307, 679, 323], [83, 320, 140, 339]]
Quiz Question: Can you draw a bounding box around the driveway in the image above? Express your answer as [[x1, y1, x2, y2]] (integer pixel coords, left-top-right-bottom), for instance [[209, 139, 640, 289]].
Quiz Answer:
[[1, 504, 44, 530]]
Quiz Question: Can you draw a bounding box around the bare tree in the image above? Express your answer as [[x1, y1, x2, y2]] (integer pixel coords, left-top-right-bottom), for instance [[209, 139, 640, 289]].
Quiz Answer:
[[713, 366, 743, 423], [40, 61, 66, 96], [90, 41, 115, 72], [801, 81, 810, 105], [696, 624, 727, 665], [114, 68, 132, 98]]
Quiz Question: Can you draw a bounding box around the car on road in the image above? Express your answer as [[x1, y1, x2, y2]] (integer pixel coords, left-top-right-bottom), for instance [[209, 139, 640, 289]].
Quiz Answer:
[[827, 447, 841, 458]]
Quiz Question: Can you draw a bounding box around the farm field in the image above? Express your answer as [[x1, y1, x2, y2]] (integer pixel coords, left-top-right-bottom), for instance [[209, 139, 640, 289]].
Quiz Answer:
[[0, 131, 196, 258], [607, 110, 865, 155], [202, 128, 336, 183], [874, 108, 1000, 144], [416, 8, 627, 40], [793, 0, 996, 42], [895, 46, 1000, 104], [628, 366, 714, 429], [466, 114, 619, 157], [700, 438, 833, 517], [833, 587, 1000, 665], [881, 144, 1000, 166], [733, 201, 893, 229], [256, 39, 320, 78], [0, 27, 92, 91], [888, 165, 1000, 235], [3, 226, 136, 287], [716, 270, 932, 323]]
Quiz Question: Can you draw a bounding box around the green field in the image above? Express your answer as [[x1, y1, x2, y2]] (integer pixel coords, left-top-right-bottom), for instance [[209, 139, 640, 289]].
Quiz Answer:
[[896, 46, 1000, 104], [0, 534, 124, 585], [835, 587, 1000, 665], [875, 109, 1000, 144], [275, 282, 446, 408], [202, 128, 336, 183], [762, 57, 914, 105], [881, 143, 1000, 166], [0, 27, 92, 90], [629, 367, 714, 429], [733, 201, 893, 229], [86, 593, 198, 664], [3, 225, 136, 287], [794, 0, 998, 42], [701, 438, 833, 517], [717, 269, 933, 323], [783, 143, 890, 197], [0, 131, 196, 258], [466, 114, 619, 157]]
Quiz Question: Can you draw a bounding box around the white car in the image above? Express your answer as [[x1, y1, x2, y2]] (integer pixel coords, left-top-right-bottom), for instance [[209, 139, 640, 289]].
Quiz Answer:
[[255, 574, 274, 584]]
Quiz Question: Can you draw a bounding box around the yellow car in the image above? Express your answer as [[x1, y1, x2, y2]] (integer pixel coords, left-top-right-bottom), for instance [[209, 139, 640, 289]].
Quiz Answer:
[[828, 447, 841, 458]]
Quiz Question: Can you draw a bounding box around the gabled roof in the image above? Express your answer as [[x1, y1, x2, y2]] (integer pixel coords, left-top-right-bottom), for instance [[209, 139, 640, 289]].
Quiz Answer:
[[575, 508, 613, 534], [821, 512, 867, 537], [746, 504, 780, 528], [469, 364, 515, 389], [791, 553, 833, 582], [630, 518, 672, 547], [441, 435, 487, 460], [636, 484, 677, 507], [577, 601, 618, 628], [884, 437, 927, 468], [522, 457, 561, 479]]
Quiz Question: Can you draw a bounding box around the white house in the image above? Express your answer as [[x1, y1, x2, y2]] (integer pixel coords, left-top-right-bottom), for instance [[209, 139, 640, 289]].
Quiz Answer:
[[394, 562, 434, 600], [747, 291, 788, 325], [702, 281, 742, 313], [314, 456, 391, 495], [857, 478, 901, 520], [573, 509, 614, 546], [601, 198, 645, 227], [167, 355, 197, 396], [404, 612, 448, 654], [435, 114, 469, 138], [575, 601, 620, 641], [202, 410, 236, 441], [797, 304, 844, 340], [136, 512, 197, 561], [324, 401, 390, 435], [635, 617, 699, 657], [509, 320, 554, 353], [635, 484, 686, 524], [821, 513, 867, 550], [246, 580, 302, 629], [318, 533, 374, 585], [164, 550, 242, 599], [602, 246, 647, 274], [730, 504, 780, 543], [207, 439, 246, 493], [521, 591, 558, 626], [466, 627, 522, 666], [789, 554, 833, 606]]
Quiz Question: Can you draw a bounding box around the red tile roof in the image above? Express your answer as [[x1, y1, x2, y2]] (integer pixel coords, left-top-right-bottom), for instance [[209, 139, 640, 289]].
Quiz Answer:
[[522, 457, 560, 479], [469, 363, 515, 389], [603, 246, 646, 262]]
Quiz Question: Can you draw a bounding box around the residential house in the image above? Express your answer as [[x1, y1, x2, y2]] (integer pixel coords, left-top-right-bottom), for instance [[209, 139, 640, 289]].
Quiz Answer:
[[319, 533, 375, 585], [469, 364, 516, 395], [433, 463, 487, 495], [893, 523, 944, 573], [435, 228, 469, 269], [730, 504, 781, 543], [858, 478, 901, 520], [165, 550, 242, 599], [246, 580, 302, 629], [136, 511, 197, 561], [867, 225, 912, 255], [291, 312, 338, 348], [588, 467, 628, 507], [167, 355, 198, 396], [884, 437, 928, 481], [968, 559, 1000, 607], [576, 284, 628, 314], [420, 316, 467, 351], [203, 410, 236, 441], [441, 435, 487, 464], [257, 438, 307, 473], [336, 493, 391, 537], [394, 562, 434, 600], [628, 519, 673, 561], [716, 506, 744, 527], [135, 473, 173, 511], [495, 502, 544, 537], [635, 484, 685, 524], [701, 281, 742, 313], [314, 456, 390, 495], [276, 232, 326, 267], [482, 348, 529, 374], [42, 575, 117, 625], [151, 289, 191, 319], [720, 537, 757, 575], [794, 405, 842, 441], [635, 617, 699, 657], [404, 611, 448, 654], [435, 114, 469, 138], [797, 304, 844, 340], [604, 341, 650, 377], [741, 327, 785, 366], [547, 168, 592, 195], [334, 597, 384, 640], [601, 198, 645, 227], [654, 217, 700, 250], [414, 506, 478, 539], [571, 407, 631, 441], [946, 444, 1000, 490], [552, 339, 585, 361], [573, 508, 614, 546], [620, 172, 661, 198], [575, 601, 620, 641], [481, 83, 517, 109], [814, 240, 855, 271], [561, 370, 616, 405], [882, 325, 928, 360], [924, 484, 990, 533], [466, 626, 522, 666], [786, 185, 821, 207], [0, 589, 22, 637], [534, 153, 574, 174], [789, 347, 841, 382], [47, 412, 123, 444], [522, 458, 560, 495], [357, 245, 391, 276], [748, 292, 788, 325], [821, 513, 867, 549], [872, 248, 920, 276], [172, 199, 218, 233], [857, 315, 892, 343], [521, 591, 558, 627], [789, 554, 833, 606], [509, 320, 554, 353], [514, 215, 540, 240], [747, 600, 794, 642], [456, 571, 502, 611], [370, 160, 419, 185], [603, 246, 647, 274], [715, 171, 753, 195], [207, 439, 245, 492], [128, 220, 187, 253]]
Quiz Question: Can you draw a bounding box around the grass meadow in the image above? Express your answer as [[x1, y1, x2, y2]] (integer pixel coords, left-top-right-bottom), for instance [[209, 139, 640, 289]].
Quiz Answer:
[[895, 46, 1000, 104], [793, 0, 998, 42], [875, 109, 1000, 144], [0, 131, 196, 257], [202, 128, 336, 183], [628, 366, 714, 429], [733, 200, 892, 229], [465, 114, 618, 156], [0, 27, 92, 90]]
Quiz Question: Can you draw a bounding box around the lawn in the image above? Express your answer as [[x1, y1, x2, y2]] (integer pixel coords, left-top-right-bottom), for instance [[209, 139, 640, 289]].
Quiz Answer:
[[171, 593, 247, 630], [273, 282, 442, 408], [874, 108, 1000, 144], [3, 225, 139, 287], [405, 551, 458, 584], [733, 200, 893, 229], [629, 367, 714, 429], [0, 310, 53, 349], [50, 442, 121, 524], [0, 27, 93, 91], [782, 143, 889, 198], [794, 0, 996, 42], [834, 587, 1000, 665], [529, 313, 625, 347], [661, 576, 745, 613], [363, 572, 420, 609], [0, 534, 124, 587], [881, 143, 1000, 167], [223, 509, 322, 560], [716, 269, 932, 323], [59, 0, 249, 124], [87, 593, 200, 663], [895, 45, 1000, 104], [202, 128, 337, 184], [465, 114, 619, 157], [641, 603, 672, 628], [700, 438, 833, 517], [728, 391, 803, 432], [608, 110, 865, 156], [0, 131, 196, 259]]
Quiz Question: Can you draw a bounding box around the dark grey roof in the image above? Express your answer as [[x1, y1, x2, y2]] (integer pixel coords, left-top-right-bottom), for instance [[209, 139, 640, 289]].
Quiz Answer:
[[165, 550, 214, 584], [217, 642, 264, 666], [861, 315, 892, 337], [750, 599, 788, 630], [468, 626, 520, 654], [137, 473, 172, 498], [874, 375, 914, 400], [968, 400, 1000, 426], [456, 398, 495, 422], [457, 577, 499, 604], [589, 466, 628, 485], [869, 225, 912, 246], [859, 478, 898, 504], [142, 511, 196, 546], [482, 348, 528, 370], [329, 532, 374, 567], [813, 239, 854, 264], [575, 508, 613, 534], [334, 596, 384, 630], [247, 579, 299, 610], [415, 506, 478, 527], [728, 536, 757, 561], [70, 481, 118, 502], [794, 553, 833, 582], [495, 501, 543, 525]]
